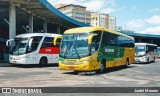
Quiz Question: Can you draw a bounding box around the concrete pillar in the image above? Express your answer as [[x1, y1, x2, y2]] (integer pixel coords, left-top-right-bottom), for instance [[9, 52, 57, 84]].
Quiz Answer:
[[9, 2, 16, 39], [151, 39, 153, 44], [139, 38, 141, 43], [57, 25, 60, 34], [43, 21, 47, 33], [29, 14, 33, 33]]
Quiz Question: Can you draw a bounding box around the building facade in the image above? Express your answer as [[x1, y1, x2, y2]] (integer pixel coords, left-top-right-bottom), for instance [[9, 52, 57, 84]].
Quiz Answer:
[[109, 16, 116, 31], [91, 12, 116, 31], [56, 4, 91, 25], [91, 12, 109, 29]]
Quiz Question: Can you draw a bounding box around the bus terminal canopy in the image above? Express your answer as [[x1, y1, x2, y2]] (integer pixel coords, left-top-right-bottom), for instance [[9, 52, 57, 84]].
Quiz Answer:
[[1, 0, 89, 28]]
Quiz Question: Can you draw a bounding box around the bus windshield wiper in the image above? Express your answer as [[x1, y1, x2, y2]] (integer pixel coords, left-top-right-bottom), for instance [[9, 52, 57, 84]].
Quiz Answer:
[[63, 41, 72, 58], [73, 46, 80, 59], [73, 40, 80, 59]]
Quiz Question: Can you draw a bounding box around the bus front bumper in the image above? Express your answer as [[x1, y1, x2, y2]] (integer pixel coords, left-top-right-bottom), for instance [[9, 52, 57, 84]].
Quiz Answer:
[[59, 61, 94, 71], [134, 57, 146, 63], [9, 55, 30, 64], [10, 59, 29, 64]]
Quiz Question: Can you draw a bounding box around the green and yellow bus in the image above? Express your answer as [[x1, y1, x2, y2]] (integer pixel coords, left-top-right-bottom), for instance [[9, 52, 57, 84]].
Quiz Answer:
[[54, 27, 135, 73]]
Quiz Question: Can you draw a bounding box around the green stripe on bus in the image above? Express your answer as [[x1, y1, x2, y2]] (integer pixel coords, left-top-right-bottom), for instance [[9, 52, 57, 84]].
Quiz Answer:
[[97, 46, 125, 62]]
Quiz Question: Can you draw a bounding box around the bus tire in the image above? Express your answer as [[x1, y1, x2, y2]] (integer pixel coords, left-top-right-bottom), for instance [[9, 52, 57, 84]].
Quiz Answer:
[[125, 58, 129, 68], [39, 57, 47, 65], [74, 71, 79, 75], [99, 60, 106, 73], [153, 56, 156, 62], [147, 58, 150, 64]]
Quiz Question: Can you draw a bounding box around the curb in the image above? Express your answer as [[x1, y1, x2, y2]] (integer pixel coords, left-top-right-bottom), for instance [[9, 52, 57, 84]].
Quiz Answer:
[[0, 61, 9, 63]]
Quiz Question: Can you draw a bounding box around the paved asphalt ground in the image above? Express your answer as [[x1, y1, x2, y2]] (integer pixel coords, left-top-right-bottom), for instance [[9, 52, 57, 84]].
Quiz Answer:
[[0, 59, 160, 96]]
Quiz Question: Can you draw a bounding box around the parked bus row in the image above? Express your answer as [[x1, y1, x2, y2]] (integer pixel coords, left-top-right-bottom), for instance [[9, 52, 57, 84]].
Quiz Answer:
[[6, 27, 158, 73]]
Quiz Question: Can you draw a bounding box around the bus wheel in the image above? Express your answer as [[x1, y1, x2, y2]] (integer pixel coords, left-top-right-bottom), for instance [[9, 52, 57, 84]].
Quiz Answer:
[[153, 56, 156, 62], [125, 58, 129, 68], [39, 57, 47, 65], [99, 60, 106, 73], [74, 71, 79, 75], [147, 58, 150, 64]]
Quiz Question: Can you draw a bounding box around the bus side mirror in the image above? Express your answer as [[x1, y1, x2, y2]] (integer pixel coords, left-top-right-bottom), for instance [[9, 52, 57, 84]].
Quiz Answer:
[[27, 38, 33, 52], [6, 39, 14, 47], [88, 34, 97, 45], [6, 40, 9, 46], [146, 50, 148, 54], [53, 36, 62, 46]]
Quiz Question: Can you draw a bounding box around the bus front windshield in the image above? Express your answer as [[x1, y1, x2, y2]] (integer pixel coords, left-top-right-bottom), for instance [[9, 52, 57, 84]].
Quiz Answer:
[[10, 38, 29, 55], [158, 47, 160, 52], [60, 33, 90, 59], [135, 46, 146, 56], [10, 36, 42, 55]]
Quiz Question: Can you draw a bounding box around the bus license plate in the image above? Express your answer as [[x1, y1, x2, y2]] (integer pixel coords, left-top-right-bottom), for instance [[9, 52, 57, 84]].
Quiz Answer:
[[69, 66, 75, 69], [13, 61, 16, 63], [135, 59, 139, 62]]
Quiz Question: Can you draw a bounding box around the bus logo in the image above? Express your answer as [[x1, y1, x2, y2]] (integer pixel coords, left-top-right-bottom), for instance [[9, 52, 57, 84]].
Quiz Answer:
[[105, 48, 114, 53], [46, 49, 51, 52]]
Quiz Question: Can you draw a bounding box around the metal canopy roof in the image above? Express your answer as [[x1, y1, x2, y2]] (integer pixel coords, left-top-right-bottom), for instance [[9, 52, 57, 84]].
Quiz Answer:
[[121, 32, 160, 39], [10, 0, 90, 28], [39, 0, 90, 27]]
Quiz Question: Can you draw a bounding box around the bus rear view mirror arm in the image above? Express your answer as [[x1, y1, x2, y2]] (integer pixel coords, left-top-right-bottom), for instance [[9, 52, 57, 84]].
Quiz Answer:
[[53, 36, 62, 46], [88, 34, 97, 45], [6, 39, 14, 46]]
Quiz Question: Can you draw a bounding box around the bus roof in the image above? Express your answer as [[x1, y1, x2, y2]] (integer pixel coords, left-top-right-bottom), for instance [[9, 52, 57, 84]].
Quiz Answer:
[[15, 33, 62, 38], [135, 43, 157, 46], [64, 27, 134, 39]]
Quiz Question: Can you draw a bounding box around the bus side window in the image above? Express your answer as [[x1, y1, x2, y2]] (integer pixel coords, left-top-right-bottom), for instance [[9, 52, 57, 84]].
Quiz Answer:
[[117, 36, 134, 48], [32, 37, 41, 51], [110, 34, 118, 46], [93, 31, 102, 50], [102, 32, 108, 46], [42, 37, 61, 48], [41, 37, 54, 48], [102, 32, 117, 46], [27, 36, 42, 53], [146, 49, 149, 54], [91, 38, 96, 54], [56, 38, 61, 47]]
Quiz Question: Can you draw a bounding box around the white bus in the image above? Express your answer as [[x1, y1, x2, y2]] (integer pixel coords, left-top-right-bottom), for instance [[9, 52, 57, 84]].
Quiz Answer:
[[135, 43, 157, 63], [6, 33, 61, 65], [157, 47, 160, 58]]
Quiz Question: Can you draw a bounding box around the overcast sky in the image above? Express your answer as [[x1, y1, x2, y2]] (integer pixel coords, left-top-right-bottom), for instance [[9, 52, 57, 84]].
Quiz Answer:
[[47, 0, 160, 35]]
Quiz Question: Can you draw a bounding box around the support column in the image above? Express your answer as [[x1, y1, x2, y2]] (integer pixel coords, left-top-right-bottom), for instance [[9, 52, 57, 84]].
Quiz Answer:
[[139, 38, 141, 43], [151, 39, 153, 44], [9, 2, 16, 39], [29, 14, 33, 33], [57, 25, 60, 34], [43, 21, 47, 33]]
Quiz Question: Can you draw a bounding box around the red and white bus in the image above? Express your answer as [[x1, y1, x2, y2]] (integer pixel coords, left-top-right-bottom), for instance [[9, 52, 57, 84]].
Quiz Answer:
[[6, 33, 62, 65]]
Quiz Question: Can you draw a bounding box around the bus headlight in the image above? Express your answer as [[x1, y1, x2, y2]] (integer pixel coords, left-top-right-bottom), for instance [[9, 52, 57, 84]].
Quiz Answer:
[[20, 55, 30, 59], [60, 58, 91, 65], [141, 56, 146, 61], [142, 56, 145, 59], [10, 56, 13, 60], [83, 58, 91, 63]]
